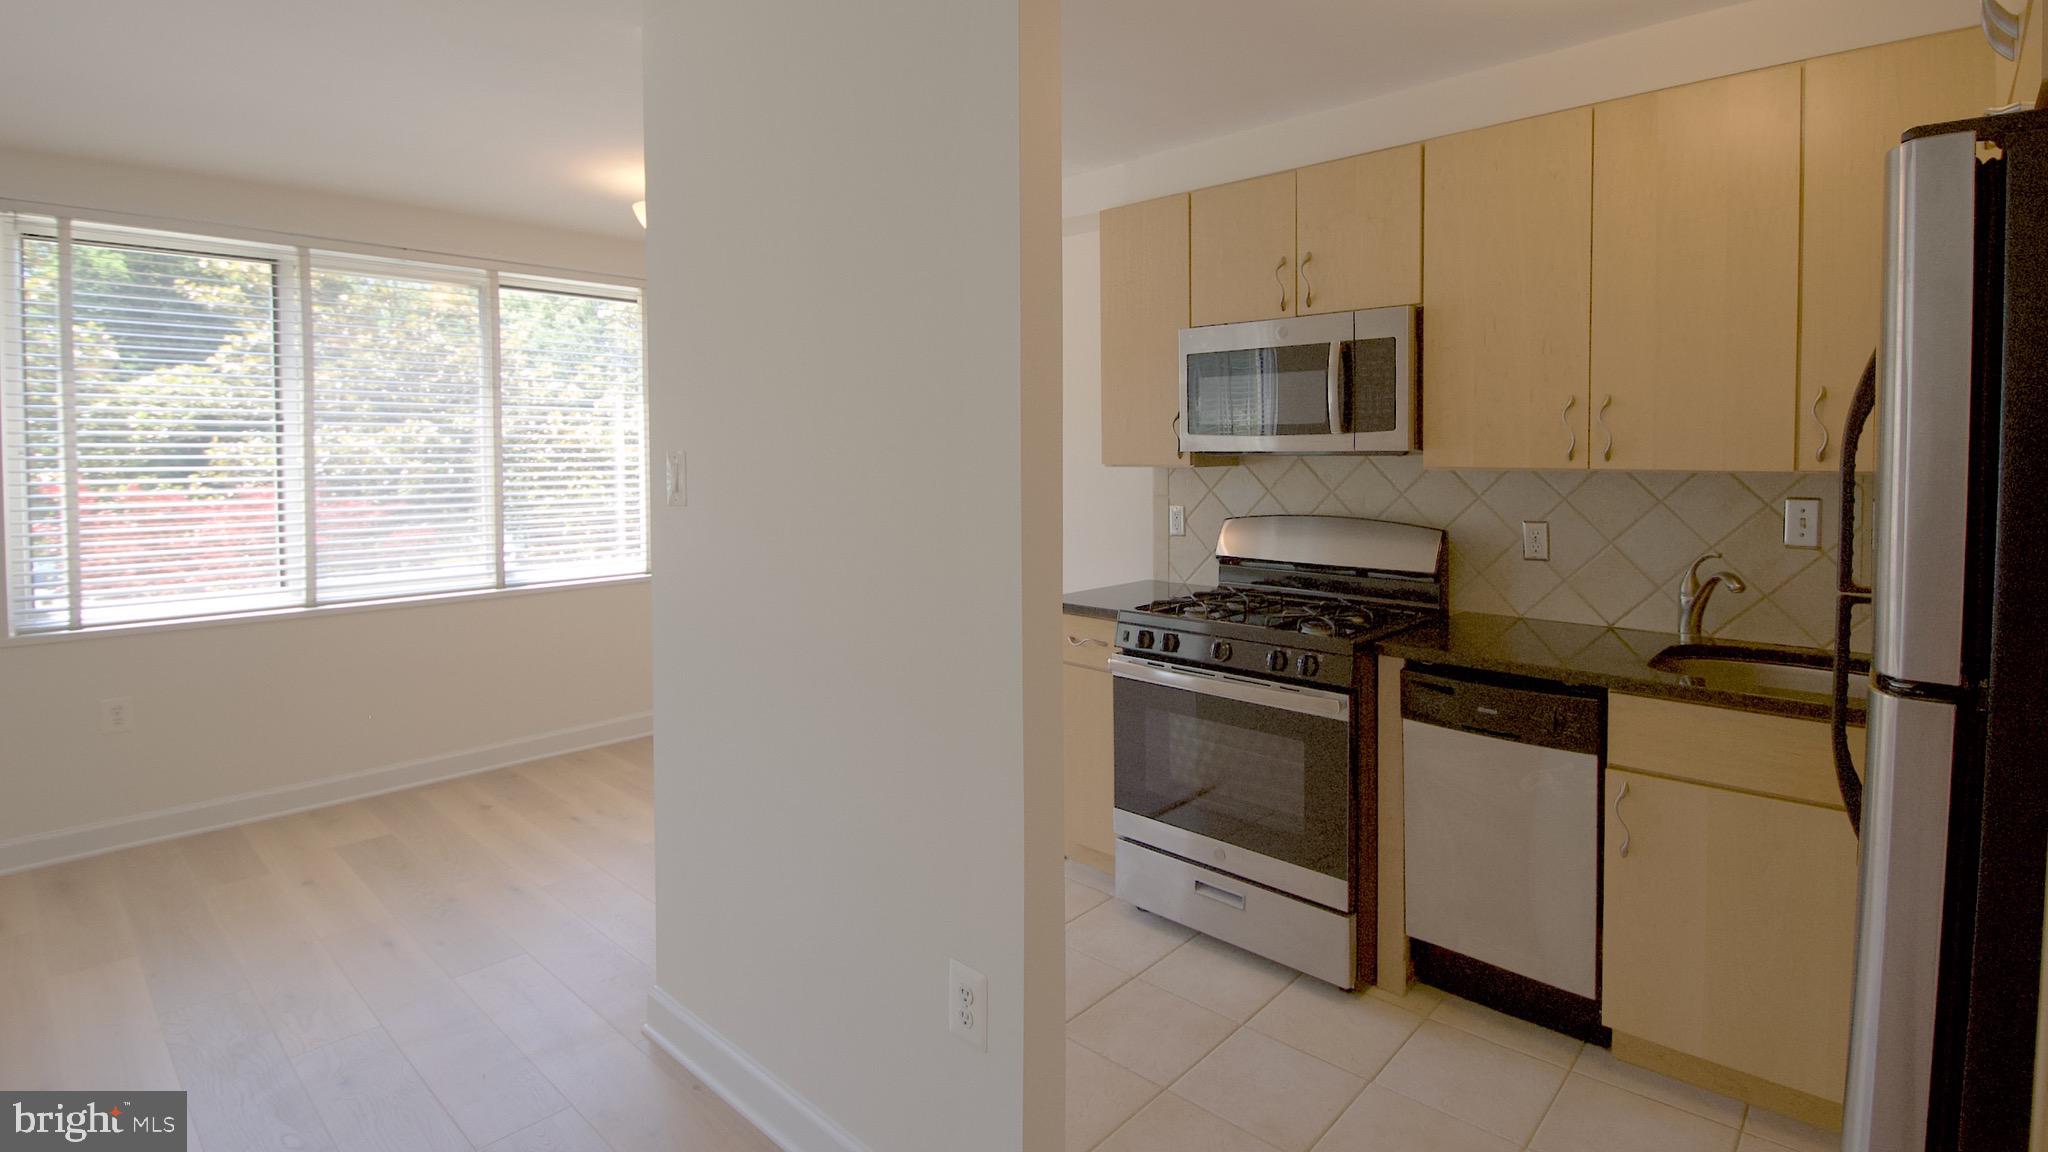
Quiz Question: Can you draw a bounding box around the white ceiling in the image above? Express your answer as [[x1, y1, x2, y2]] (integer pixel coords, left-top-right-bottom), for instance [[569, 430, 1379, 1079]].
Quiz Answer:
[[1061, 0, 1749, 175], [0, 0, 1753, 238]]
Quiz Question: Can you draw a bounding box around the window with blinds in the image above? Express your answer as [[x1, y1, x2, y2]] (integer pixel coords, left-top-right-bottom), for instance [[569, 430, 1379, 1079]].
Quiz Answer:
[[0, 215, 646, 636]]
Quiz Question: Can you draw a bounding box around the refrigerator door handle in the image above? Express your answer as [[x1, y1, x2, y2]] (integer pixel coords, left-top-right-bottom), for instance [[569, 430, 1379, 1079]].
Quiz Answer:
[[1832, 352, 1878, 835]]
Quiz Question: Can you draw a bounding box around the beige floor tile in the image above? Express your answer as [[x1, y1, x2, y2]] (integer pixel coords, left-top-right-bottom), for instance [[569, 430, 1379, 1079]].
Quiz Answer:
[[1173, 1029, 1365, 1152], [1067, 1040, 1160, 1152], [1738, 1134, 1796, 1152], [1743, 1107, 1839, 1152], [1140, 935, 1293, 1023], [1068, 979, 1236, 1086], [1572, 1043, 1746, 1128], [1366, 980, 1446, 1016], [1373, 1021, 1567, 1145], [1067, 879, 1111, 922], [1068, 900, 1194, 974], [1066, 858, 1117, 896], [1245, 977, 1421, 1078], [1312, 1084, 1517, 1152], [1098, 1092, 1280, 1152], [1530, 1074, 1739, 1152], [1430, 996, 1583, 1067], [1068, 947, 1131, 1020]]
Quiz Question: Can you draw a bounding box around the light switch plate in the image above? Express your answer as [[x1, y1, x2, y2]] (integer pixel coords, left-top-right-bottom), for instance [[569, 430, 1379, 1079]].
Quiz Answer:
[[1168, 505, 1186, 537], [1520, 521, 1551, 561], [1785, 498, 1821, 548]]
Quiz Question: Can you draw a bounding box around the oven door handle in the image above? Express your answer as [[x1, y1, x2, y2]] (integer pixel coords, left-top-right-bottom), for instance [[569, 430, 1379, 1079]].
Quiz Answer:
[[1107, 655, 1351, 722]]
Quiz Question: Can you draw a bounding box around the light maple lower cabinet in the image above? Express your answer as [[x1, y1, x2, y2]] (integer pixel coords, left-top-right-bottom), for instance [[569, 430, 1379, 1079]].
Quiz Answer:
[[1060, 613, 1117, 873], [1603, 696, 1862, 1128]]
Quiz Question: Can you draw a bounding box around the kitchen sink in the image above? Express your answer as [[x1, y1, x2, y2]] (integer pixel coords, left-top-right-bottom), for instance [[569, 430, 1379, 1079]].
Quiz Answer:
[[1649, 643, 1869, 705]]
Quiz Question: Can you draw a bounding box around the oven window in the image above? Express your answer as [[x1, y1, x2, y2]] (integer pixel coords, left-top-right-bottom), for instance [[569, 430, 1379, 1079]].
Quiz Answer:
[[1113, 673, 1353, 880], [1184, 343, 1336, 437]]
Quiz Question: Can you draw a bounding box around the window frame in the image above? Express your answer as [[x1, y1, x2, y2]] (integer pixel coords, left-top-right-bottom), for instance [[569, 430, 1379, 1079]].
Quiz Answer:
[[0, 209, 649, 643]]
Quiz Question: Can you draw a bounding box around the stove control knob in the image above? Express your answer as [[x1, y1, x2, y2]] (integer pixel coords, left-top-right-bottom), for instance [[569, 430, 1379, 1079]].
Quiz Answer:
[[1161, 633, 1180, 654], [1298, 654, 1320, 677], [1267, 650, 1288, 673], [1136, 630, 1155, 649], [1210, 641, 1233, 662]]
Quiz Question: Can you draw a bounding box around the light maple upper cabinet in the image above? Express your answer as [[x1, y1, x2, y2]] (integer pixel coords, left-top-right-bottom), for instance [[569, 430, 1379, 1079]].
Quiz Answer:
[[1592, 65, 1801, 473], [1801, 30, 1995, 473], [1100, 193, 1192, 467], [1422, 109, 1593, 470], [1190, 171, 1298, 325], [1295, 145, 1422, 314]]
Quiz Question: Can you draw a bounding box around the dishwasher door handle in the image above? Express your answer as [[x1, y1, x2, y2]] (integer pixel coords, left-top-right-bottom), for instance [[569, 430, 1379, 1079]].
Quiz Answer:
[[1614, 779, 1631, 858]]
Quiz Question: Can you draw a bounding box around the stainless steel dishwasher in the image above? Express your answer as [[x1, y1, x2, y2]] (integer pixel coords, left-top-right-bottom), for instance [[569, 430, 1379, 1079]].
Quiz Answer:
[[1401, 665, 1605, 1040]]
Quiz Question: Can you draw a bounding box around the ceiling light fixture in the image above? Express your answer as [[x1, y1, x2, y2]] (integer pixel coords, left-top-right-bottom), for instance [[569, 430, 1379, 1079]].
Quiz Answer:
[[632, 200, 647, 228]]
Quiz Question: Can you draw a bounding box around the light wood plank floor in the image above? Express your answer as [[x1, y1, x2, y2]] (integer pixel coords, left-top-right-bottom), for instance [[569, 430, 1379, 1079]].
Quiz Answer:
[[0, 739, 776, 1152]]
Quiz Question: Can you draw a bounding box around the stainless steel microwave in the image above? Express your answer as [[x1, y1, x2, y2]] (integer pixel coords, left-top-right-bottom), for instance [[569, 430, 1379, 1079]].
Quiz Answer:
[[1178, 305, 1417, 455]]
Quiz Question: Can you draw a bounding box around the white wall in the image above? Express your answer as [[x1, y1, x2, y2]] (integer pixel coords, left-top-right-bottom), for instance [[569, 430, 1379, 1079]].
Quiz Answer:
[[1062, 228, 1154, 591], [1063, 0, 1977, 218], [0, 148, 651, 868], [641, 0, 1063, 1148]]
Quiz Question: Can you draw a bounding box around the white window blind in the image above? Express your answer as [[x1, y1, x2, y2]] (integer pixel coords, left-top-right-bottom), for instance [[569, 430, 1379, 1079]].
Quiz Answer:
[[498, 283, 646, 585], [1, 215, 646, 636], [312, 261, 491, 601]]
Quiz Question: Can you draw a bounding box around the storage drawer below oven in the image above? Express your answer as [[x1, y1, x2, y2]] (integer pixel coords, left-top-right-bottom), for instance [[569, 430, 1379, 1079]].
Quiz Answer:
[[1115, 839, 1357, 988]]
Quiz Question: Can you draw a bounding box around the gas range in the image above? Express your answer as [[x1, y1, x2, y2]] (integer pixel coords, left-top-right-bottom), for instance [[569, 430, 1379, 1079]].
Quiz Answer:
[[1109, 514, 1448, 989], [1116, 587, 1433, 690]]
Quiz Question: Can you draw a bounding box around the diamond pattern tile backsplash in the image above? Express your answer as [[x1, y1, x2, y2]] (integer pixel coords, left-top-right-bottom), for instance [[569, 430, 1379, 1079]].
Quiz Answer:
[[1154, 458, 1875, 651]]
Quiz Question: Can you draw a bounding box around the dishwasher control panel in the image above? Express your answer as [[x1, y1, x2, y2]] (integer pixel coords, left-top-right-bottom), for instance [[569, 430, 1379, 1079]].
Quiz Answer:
[[1400, 666, 1601, 755]]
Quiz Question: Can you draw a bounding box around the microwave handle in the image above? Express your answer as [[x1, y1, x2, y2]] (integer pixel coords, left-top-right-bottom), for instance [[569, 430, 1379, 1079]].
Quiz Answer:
[[1327, 340, 1348, 435]]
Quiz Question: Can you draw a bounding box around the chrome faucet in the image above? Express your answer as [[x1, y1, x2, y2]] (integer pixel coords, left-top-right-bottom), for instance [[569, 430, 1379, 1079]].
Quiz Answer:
[[1678, 551, 1748, 645]]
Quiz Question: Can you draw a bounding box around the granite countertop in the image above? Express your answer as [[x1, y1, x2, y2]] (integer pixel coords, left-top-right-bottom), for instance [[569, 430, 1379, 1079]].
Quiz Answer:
[[1060, 580, 1192, 621], [1379, 612, 1866, 724]]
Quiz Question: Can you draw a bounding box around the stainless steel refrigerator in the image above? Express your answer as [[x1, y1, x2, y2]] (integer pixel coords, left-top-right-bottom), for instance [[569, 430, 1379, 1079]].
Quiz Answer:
[[1837, 106, 2048, 1151]]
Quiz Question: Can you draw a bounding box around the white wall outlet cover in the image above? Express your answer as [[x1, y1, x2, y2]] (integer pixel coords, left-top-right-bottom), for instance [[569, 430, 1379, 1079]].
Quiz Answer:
[[1168, 504, 1186, 537], [948, 958, 988, 1051], [1784, 497, 1822, 548], [1520, 520, 1551, 562], [100, 696, 133, 734]]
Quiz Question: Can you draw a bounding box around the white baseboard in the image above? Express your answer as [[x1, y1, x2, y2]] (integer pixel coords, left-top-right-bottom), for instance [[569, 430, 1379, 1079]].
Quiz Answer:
[[643, 985, 869, 1152], [0, 712, 651, 876]]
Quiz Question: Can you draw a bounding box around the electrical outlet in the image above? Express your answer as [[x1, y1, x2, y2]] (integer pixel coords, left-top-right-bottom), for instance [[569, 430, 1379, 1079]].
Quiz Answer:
[[101, 696, 133, 734], [1785, 497, 1822, 548], [948, 959, 987, 1051], [664, 451, 685, 507], [1520, 521, 1551, 562], [1168, 505, 1186, 537]]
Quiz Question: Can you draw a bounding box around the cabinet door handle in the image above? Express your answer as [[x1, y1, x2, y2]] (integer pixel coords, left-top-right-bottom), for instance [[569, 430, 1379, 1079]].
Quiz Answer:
[[1813, 386, 1830, 462], [1066, 635, 1108, 648], [1597, 395, 1614, 463], [1614, 779, 1632, 858], [1300, 251, 1315, 310], [1560, 395, 1577, 462], [1273, 256, 1289, 312]]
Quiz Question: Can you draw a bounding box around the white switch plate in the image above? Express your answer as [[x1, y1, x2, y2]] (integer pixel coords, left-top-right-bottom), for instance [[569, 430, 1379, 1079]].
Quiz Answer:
[[1785, 497, 1821, 548], [664, 451, 685, 507], [101, 696, 133, 734], [1168, 505, 1186, 537], [948, 959, 987, 1051], [1520, 521, 1551, 561]]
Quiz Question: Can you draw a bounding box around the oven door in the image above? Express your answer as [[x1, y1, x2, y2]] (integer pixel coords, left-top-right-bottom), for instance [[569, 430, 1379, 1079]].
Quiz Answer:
[[1108, 654, 1354, 910], [1179, 312, 1357, 454]]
